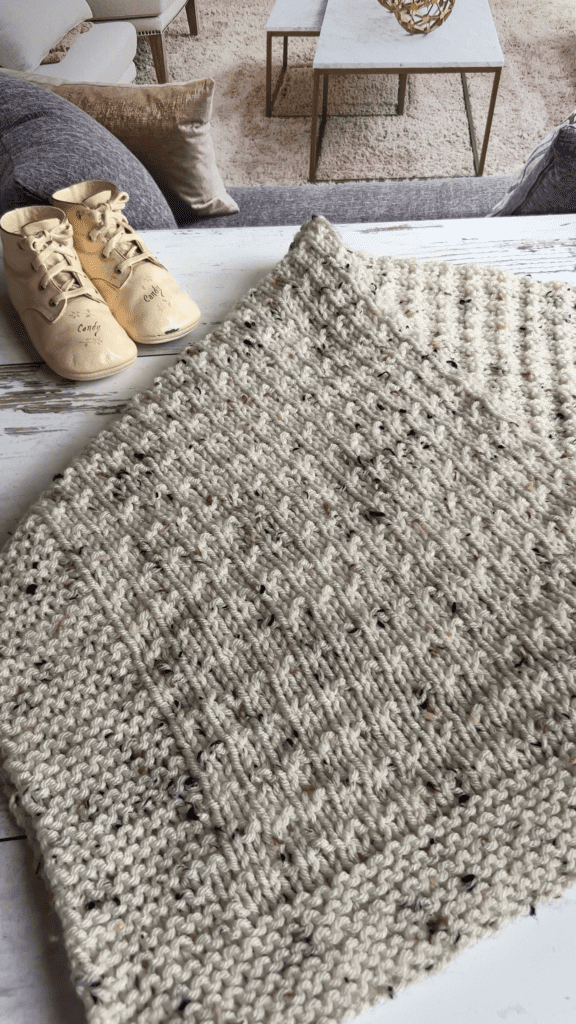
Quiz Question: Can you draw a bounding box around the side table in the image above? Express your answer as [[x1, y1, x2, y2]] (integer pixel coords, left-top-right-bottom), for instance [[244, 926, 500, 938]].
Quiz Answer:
[[309, 0, 503, 181], [265, 0, 328, 117]]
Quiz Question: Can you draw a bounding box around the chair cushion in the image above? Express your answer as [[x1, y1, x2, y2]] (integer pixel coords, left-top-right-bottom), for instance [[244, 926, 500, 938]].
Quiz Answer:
[[1, 73, 238, 220], [0, 0, 92, 72], [90, 0, 189, 37], [489, 109, 576, 217], [32, 21, 137, 83], [88, 0, 179, 18], [0, 74, 177, 229]]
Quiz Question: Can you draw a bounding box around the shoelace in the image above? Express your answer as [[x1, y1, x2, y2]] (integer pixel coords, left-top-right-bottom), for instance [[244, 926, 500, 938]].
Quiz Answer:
[[88, 193, 160, 280], [28, 221, 103, 323]]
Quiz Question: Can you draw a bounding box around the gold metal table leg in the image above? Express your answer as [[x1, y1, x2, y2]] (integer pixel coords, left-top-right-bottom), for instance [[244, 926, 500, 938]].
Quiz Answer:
[[309, 70, 322, 182], [461, 66, 501, 176], [266, 32, 272, 116], [478, 67, 501, 176], [322, 71, 329, 124], [397, 72, 408, 114], [266, 34, 292, 117]]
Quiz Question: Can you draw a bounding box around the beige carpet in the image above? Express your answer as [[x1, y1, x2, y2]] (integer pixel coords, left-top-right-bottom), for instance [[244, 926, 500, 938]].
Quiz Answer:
[[134, 0, 576, 186]]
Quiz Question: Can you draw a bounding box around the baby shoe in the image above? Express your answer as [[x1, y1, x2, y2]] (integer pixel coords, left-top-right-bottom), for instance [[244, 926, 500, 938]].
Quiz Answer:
[[51, 180, 201, 344], [0, 206, 138, 381]]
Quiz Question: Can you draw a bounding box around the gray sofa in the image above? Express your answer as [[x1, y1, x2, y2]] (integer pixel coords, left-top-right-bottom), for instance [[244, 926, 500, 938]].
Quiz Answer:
[[175, 175, 517, 229]]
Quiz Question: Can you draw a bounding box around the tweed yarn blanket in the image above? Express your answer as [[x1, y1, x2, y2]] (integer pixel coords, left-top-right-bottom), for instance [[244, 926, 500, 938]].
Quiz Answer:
[[1, 217, 576, 1024]]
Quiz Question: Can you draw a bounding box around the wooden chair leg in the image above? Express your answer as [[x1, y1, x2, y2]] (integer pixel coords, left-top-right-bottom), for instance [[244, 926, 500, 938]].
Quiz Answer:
[[266, 32, 272, 116], [148, 32, 168, 83], [185, 0, 198, 36]]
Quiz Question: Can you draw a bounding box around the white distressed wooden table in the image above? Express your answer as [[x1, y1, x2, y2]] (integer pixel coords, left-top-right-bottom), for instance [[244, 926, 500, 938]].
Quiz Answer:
[[309, 0, 504, 180], [2, 214, 576, 1024]]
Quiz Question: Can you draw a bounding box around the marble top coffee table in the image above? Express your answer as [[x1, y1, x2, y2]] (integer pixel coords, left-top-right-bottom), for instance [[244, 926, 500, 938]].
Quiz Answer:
[[309, 0, 504, 181]]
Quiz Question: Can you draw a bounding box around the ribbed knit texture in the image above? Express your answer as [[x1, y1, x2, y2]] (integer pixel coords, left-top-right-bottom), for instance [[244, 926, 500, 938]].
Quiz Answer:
[[1, 217, 576, 1024]]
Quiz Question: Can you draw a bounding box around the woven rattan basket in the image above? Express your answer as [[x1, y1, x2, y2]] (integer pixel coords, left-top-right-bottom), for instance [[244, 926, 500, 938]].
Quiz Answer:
[[377, 0, 456, 34]]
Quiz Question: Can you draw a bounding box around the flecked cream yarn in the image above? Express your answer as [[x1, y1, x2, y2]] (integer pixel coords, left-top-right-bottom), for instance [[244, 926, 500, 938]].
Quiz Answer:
[[1, 217, 576, 1024]]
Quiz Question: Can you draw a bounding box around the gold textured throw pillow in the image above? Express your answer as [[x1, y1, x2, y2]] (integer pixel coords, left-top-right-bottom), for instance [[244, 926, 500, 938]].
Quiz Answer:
[[1, 72, 238, 219]]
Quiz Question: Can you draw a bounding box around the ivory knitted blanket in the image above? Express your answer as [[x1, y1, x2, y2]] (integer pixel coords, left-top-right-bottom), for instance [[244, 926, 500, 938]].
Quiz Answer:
[[1, 217, 576, 1024]]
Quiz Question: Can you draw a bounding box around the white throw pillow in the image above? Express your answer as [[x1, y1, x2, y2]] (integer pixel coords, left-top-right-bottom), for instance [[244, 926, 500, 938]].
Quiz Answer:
[[0, 0, 92, 72]]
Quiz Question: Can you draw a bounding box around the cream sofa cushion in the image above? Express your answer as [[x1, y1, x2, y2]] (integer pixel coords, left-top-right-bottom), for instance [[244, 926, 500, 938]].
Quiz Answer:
[[33, 22, 137, 83], [0, 0, 92, 72]]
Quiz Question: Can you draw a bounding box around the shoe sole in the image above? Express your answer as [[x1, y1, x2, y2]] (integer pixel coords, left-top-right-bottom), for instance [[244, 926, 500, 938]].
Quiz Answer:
[[133, 310, 201, 345], [57, 351, 138, 382]]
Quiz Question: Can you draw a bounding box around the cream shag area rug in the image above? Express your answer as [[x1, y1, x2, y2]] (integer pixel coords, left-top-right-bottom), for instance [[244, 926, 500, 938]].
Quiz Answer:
[[134, 0, 576, 185], [1, 217, 576, 1023]]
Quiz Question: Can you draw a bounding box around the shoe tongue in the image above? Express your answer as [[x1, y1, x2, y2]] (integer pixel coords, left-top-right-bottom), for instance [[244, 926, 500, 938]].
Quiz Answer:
[[21, 217, 63, 237], [84, 189, 113, 208]]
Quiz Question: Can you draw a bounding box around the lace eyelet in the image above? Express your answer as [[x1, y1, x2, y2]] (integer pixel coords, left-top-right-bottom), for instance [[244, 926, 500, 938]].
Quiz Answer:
[[38, 285, 45, 291], [115, 267, 122, 275], [49, 299, 57, 308]]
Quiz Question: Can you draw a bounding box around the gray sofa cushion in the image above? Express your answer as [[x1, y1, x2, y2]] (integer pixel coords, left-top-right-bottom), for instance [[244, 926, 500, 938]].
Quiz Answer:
[[0, 74, 177, 230], [178, 176, 516, 228], [489, 112, 576, 217]]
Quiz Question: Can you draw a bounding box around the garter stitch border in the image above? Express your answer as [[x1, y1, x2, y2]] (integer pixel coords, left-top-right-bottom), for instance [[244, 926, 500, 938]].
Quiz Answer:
[[1, 217, 576, 1024]]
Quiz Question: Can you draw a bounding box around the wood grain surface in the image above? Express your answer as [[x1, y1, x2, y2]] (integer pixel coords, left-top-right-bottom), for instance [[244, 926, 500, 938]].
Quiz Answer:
[[2, 215, 576, 1024]]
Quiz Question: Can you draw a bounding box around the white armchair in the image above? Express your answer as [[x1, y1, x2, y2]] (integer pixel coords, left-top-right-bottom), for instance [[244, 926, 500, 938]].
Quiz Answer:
[[0, 0, 137, 83], [87, 0, 198, 84]]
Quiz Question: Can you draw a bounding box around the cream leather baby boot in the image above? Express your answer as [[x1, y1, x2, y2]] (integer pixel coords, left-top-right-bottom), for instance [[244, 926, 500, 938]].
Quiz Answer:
[[0, 206, 138, 381], [52, 181, 201, 344]]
